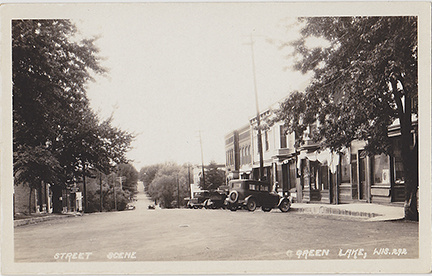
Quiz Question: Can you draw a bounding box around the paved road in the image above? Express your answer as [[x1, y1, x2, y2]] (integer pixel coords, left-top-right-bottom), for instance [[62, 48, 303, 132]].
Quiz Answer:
[[14, 186, 418, 262]]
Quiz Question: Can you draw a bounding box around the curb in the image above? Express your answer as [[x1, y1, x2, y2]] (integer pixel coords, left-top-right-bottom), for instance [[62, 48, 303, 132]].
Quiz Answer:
[[292, 205, 383, 220], [14, 213, 80, 227]]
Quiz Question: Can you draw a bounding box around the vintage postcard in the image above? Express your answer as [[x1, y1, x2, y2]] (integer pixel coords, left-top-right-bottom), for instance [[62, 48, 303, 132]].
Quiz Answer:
[[1, 2, 431, 275]]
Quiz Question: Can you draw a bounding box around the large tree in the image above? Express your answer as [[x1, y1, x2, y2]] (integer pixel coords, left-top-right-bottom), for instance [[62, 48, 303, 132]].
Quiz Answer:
[[145, 163, 190, 208], [13, 19, 102, 212], [117, 163, 139, 196], [139, 164, 162, 192], [199, 161, 225, 191], [13, 19, 133, 213], [276, 17, 418, 220]]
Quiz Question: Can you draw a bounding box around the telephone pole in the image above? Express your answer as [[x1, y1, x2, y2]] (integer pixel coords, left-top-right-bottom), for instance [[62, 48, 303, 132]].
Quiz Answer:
[[249, 34, 264, 181], [199, 130, 205, 188], [187, 163, 191, 197]]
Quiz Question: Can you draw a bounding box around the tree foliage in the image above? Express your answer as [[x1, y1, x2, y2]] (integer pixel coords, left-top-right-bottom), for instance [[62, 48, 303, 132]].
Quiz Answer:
[[142, 163, 190, 208], [276, 17, 418, 220], [139, 164, 162, 191], [85, 172, 130, 212], [117, 163, 139, 195], [13, 19, 134, 213], [199, 161, 225, 190]]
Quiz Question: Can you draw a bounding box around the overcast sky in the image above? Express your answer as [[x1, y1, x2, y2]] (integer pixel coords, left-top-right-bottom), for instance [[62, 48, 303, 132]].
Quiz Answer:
[[71, 4, 312, 169]]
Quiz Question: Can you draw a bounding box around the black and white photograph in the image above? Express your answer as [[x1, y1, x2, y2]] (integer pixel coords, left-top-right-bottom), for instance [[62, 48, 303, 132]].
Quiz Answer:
[[1, 2, 431, 274]]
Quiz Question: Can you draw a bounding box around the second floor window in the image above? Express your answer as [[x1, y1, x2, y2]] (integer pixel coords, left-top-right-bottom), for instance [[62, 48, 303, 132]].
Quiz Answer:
[[280, 125, 287, 148]]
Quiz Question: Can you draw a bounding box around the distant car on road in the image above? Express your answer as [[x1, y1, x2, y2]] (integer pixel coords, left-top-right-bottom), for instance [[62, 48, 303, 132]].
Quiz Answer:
[[225, 179, 290, 212], [126, 203, 136, 210]]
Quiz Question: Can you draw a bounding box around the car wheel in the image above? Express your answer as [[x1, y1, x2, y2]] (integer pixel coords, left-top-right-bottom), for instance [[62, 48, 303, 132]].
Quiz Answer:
[[228, 190, 239, 203], [203, 199, 209, 209], [262, 206, 272, 212], [246, 198, 257, 212], [279, 199, 290, 212]]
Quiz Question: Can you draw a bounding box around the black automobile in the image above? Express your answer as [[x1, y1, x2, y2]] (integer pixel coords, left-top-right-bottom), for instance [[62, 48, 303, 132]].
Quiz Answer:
[[225, 180, 290, 212], [187, 191, 210, 209], [203, 189, 228, 209]]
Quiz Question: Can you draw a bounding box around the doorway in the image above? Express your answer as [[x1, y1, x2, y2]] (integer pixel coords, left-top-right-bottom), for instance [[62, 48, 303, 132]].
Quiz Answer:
[[358, 151, 367, 200]]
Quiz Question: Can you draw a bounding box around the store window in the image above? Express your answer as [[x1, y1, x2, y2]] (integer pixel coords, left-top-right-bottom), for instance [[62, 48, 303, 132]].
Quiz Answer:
[[373, 154, 390, 186], [280, 125, 287, 148], [301, 159, 309, 189], [351, 154, 358, 184], [289, 161, 297, 190], [351, 153, 358, 199], [309, 161, 319, 190], [320, 165, 329, 190], [308, 162, 329, 191], [341, 153, 350, 183]]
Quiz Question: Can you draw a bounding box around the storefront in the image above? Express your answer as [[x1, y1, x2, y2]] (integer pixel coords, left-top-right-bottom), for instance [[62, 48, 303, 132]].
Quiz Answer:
[[280, 158, 298, 200], [294, 147, 340, 204], [333, 138, 407, 205]]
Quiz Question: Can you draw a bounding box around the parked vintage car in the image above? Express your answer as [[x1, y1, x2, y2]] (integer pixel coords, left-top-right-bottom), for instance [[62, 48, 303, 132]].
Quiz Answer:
[[187, 188, 229, 209], [187, 191, 210, 209], [203, 189, 228, 209], [225, 179, 290, 212]]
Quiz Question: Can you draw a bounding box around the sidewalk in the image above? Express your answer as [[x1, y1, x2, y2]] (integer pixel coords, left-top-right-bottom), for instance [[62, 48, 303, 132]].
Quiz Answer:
[[14, 212, 82, 227], [291, 202, 405, 221]]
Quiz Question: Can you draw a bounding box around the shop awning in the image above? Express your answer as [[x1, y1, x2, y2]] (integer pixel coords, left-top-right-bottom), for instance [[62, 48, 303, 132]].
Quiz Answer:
[[297, 148, 342, 174]]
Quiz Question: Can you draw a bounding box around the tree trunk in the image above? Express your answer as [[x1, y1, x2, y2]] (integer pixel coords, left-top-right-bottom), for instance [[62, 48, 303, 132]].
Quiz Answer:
[[51, 185, 62, 213], [83, 165, 87, 213], [399, 92, 418, 221], [392, 78, 418, 221], [37, 181, 42, 213], [100, 172, 103, 212], [401, 136, 418, 221], [28, 186, 33, 215]]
